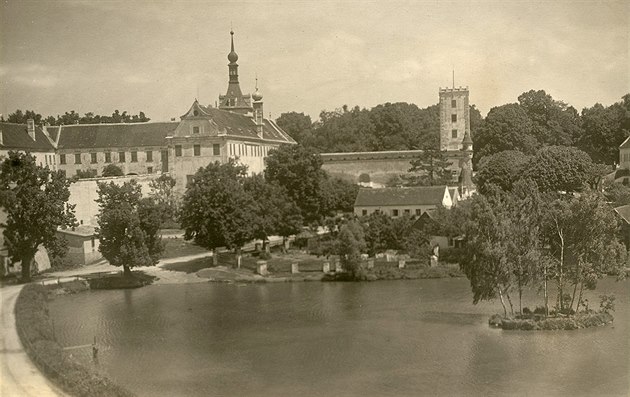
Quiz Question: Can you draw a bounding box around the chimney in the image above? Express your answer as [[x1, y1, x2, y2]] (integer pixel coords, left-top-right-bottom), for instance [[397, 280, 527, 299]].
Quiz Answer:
[[27, 119, 36, 141]]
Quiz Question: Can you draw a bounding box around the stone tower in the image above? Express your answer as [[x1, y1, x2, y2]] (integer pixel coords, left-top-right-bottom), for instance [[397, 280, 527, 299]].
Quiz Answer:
[[218, 30, 253, 114], [439, 86, 470, 151]]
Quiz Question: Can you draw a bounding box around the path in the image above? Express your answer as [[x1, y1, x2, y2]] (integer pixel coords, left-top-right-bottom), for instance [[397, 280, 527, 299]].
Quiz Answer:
[[0, 284, 67, 397]]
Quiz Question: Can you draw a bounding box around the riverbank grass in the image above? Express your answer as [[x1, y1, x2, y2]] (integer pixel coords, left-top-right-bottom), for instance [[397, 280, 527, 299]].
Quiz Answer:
[[15, 284, 134, 397], [489, 311, 614, 331], [86, 271, 156, 289]]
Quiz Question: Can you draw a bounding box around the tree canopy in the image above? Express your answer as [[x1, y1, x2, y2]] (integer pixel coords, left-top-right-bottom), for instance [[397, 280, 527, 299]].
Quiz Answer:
[[0, 152, 76, 280], [2, 109, 150, 125]]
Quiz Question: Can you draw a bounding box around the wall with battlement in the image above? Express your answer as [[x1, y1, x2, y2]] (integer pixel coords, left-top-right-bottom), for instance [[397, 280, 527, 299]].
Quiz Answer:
[[321, 150, 466, 185], [69, 174, 159, 226]]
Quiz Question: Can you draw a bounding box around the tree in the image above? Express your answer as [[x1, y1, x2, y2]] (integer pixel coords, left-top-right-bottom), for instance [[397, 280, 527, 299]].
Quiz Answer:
[[522, 146, 595, 193], [148, 174, 180, 225], [0, 152, 76, 280], [473, 103, 538, 167], [243, 174, 303, 251], [265, 144, 329, 224], [96, 180, 163, 275], [361, 212, 393, 256], [336, 220, 367, 279], [5, 110, 45, 125], [75, 169, 98, 179], [180, 160, 255, 266], [276, 112, 313, 145], [407, 145, 452, 186], [578, 95, 630, 165], [475, 150, 532, 194], [602, 179, 630, 207], [102, 164, 124, 177], [319, 177, 360, 214]]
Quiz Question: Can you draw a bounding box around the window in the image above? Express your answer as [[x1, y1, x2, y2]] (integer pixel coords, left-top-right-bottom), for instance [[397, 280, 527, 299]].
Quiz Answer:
[[146, 150, 153, 162], [194, 145, 201, 156], [91, 237, 95, 250], [451, 99, 457, 108], [415, 209, 422, 216], [193, 110, 199, 116], [362, 210, 368, 216], [175, 145, 182, 157], [404, 209, 411, 215], [452, 129, 458, 138], [131, 151, 138, 162], [60, 154, 66, 165], [105, 152, 111, 163], [451, 114, 457, 122], [193, 126, 200, 134], [91, 153, 97, 164], [213, 144, 220, 156], [74, 153, 81, 164], [147, 166, 153, 174], [392, 209, 399, 217], [186, 175, 194, 186], [119, 152, 126, 162]]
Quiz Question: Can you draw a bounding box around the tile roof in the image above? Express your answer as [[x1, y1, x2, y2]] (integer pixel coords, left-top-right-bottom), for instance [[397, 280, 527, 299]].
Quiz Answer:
[[614, 204, 630, 224], [57, 122, 179, 150], [45, 126, 60, 142], [196, 105, 295, 143], [354, 186, 449, 207], [0, 122, 56, 151]]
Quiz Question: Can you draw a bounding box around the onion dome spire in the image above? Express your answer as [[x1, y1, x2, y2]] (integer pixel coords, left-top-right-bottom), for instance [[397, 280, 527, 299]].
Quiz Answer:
[[228, 30, 238, 63], [252, 77, 263, 101]]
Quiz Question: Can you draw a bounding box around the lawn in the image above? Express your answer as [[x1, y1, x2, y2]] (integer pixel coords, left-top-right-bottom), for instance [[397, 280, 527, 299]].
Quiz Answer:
[[161, 237, 210, 259]]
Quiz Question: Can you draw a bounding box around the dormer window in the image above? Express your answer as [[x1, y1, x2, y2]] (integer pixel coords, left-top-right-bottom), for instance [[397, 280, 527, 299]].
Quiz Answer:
[[193, 110, 199, 116], [193, 126, 200, 134]]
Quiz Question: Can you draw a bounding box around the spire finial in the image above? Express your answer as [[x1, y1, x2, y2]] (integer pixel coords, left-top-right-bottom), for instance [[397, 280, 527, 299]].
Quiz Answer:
[[228, 28, 238, 63]]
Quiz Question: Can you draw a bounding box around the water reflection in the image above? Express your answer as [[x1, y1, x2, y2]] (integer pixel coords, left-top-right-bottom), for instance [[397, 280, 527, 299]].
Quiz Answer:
[[50, 278, 629, 397]]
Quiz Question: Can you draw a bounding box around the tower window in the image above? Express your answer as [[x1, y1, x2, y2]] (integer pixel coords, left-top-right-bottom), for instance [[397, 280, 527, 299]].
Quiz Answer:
[[193, 126, 199, 134], [175, 145, 182, 157], [451, 99, 457, 108], [193, 110, 199, 116], [451, 114, 457, 123], [452, 129, 458, 138]]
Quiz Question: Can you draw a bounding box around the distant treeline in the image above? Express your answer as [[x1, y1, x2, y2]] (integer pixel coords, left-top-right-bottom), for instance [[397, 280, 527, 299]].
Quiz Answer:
[[276, 90, 630, 166], [1, 109, 150, 126]]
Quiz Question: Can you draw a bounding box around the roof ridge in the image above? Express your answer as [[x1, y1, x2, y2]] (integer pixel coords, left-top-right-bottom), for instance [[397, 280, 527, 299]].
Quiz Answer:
[[60, 121, 178, 127]]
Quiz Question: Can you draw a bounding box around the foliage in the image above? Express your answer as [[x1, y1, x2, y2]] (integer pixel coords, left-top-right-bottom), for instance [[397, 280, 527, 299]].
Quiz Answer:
[[148, 174, 181, 225], [599, 294, 616, 314], [522, 146, 595, 193], [264, 144, 330, 224], [602, 179, 630, 206], [75, 169, 98, 179], [0, 152, 76, 280], [96, 180, 163, 275], [275, 112, 313, 145], [336, 220, 367, 279], [180, 160, 255, 252], [577, 95, 630, 165], [3, 108, 150, 126], [475, 150, 533, 194], [407, 145, 453, 186], [101, 164, 124, 177]]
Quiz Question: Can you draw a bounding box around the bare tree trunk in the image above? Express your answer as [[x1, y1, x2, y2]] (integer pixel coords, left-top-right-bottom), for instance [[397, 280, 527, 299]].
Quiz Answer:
[[506, 292, 514, 315], [20, 253, 35, 282], [569, 261, 581, 312], [498, 289, 508, 317], [577, 282, 585, 313], [554, 220, 565, 311], [212, 249, 218, 266], [123, 265, 132, 277], [235, 248, 242, 269], [543, 261, 549, 317], [518, 274, 523, 314]]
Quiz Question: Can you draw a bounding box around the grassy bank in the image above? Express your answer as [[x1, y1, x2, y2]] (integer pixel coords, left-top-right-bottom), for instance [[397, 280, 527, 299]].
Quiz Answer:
[[15, 284, 134, 397], [86, 271, 156, 289]]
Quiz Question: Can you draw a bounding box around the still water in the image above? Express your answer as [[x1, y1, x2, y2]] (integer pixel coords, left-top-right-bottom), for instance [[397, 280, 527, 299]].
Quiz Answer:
[[49, 278, 629, 397]]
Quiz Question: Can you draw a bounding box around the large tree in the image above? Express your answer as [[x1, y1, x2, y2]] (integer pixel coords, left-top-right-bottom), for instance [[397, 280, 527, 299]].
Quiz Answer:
[[578, 95, 630, 165], [96, 180, 163, 275], [522, 146, 595, 193], [475, 150, 533, 194], [275, 112, 313, 145], [180, 160, 255, 266], [407, 145, 452, 186], [0, 152, 76, 280]]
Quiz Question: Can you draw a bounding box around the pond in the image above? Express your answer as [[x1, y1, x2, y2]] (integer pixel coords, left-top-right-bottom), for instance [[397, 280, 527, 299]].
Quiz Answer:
[[49, 277, 629, 397]]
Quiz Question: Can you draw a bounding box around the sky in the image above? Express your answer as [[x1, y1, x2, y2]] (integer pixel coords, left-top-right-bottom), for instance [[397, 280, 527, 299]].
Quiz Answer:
[[1, 0, 628, 122]]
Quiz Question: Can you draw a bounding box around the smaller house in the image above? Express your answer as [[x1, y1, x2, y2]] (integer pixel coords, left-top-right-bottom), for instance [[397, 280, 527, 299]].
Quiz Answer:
[[413, 211, 464, 252], [56, 225, 101, 266], [354, 186, 454, 218]]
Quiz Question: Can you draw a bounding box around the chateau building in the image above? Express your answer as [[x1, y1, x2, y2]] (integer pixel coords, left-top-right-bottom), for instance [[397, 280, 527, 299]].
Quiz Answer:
[[47, 30, 294, 188], [0, 120, 57, 169]]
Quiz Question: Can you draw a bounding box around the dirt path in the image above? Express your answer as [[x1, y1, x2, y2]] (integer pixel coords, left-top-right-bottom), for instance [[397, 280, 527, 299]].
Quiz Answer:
[[0, 284, 67, 397]]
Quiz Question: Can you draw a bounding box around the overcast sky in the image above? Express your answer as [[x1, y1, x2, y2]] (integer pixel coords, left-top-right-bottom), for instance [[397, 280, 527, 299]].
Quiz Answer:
[[1, 0, 628, 122]]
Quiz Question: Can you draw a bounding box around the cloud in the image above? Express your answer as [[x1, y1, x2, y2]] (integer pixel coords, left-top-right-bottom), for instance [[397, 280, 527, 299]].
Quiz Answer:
[[2, 63, 59, 88]]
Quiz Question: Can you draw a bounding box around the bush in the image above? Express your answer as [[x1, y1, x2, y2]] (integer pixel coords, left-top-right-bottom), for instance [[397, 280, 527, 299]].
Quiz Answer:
[[258, 251, 272, 260], [15, 284, 134, 397], [599, 294, 616, 313], [75, 169, 98, 179], [438, 247, 464, 264], [102, 164, 124, 177]]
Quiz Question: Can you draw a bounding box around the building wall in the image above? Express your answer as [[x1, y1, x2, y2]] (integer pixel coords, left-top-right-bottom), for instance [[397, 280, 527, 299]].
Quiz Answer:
[[57, 146, 165, 178], [321, 151, 465, 185], [439, 87, 470, 151], [620, 147, 630, 169], [354, 204, 441, 218], [59, 232, 101, 265], [69, 174, 157, 226], [0, 149, 57, 171]]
